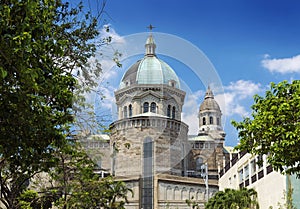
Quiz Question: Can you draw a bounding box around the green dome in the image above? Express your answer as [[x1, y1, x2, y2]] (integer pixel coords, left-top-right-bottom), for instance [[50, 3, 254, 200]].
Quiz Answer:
[[119, 35, 180, 89]]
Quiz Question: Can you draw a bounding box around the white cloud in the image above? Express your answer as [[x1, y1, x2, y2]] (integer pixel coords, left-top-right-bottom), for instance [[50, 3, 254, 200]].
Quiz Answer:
[[182, 112, 199, 135], [181, 80, 261, 135], [182, 90, 205, 135], [225, 80, 261, 99], [261, 54, 300, 74], [101, 24, 125, 44], [216, 80, 261, 117]]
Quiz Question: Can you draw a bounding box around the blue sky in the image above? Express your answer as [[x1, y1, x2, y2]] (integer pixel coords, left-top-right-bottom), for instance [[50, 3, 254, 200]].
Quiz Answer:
[[91, 0, 300, 146]]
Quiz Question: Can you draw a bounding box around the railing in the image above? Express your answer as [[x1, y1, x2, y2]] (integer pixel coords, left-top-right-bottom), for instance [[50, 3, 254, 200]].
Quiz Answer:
[[258, 170, 264, 180], [245, 179, 250, 187], [266, 165, 273, 174], [251, 174, 257, 183], [110, 116, 188, 134]]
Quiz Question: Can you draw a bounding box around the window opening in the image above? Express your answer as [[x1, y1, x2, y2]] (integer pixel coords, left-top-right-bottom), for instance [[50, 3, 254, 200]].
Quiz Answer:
[[143, 102, 149, 113], [150, 102, 156, 113]]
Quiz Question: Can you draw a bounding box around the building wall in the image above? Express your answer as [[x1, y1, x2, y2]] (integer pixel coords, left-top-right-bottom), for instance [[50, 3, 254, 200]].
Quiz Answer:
[[124, 179, 141, 209], [110, 116, 189, 177], [156, 174, 218, 209], [119, 174, 219, 209], [289, 175, 300, 208], [115, 85, 186, 121], [188, 140, 225, 179], [80, 135, 111, 173], [219, 152, 286, 209]]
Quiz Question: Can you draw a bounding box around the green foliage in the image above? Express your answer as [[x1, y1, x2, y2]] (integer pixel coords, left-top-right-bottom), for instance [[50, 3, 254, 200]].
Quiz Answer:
[[275, 183, 297, 209], [205, 188, 259, 209], [186, 196, 202, 209], [33, 142, 133, 209], [0, 0, 114, 208], [18, 190, 39, 209], [54, 176, 133, 209], [232, 80, 300, 176]]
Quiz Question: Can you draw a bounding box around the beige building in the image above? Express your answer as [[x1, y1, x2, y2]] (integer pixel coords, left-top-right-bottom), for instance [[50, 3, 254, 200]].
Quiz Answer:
[[93, 33, 229, 209], [219, 151, 300, 208]]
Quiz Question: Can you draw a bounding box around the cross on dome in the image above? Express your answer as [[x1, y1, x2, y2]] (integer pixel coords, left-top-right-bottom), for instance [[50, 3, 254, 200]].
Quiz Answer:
[[147, 24, 156, 31]]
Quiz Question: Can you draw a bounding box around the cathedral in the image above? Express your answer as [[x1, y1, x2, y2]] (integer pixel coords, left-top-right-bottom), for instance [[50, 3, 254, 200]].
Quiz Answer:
[[87, 33, 229, 209]]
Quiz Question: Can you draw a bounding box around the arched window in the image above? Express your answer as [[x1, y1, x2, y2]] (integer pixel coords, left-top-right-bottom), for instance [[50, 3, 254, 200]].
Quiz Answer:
[[112, 142, 117, 176], [123, 106, 127, 118], [167, 105, 171, 117], [209, 116, 213, 124], [150, 102, 156, 113], [181, 144, 185, 176], [217, 117, 220, 125], [142, 137, 153, 208], [202, 117, 206, 125], [172, 106, 176, 119], [174, 187, 180, 200], [143, 102, 149, 113], [196, 157, 203, 171], [129, 104, 132, 117], [189, 188, 195, 199], [181, 187, 187, 200], [166, 186, 172, 200]]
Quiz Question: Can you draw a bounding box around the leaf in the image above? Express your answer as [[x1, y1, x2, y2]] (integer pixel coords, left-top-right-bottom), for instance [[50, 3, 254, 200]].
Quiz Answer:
[[0, 68, 7, 79]]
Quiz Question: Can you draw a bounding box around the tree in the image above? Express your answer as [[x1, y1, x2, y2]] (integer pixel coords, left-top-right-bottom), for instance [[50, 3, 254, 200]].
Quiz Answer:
[[205, 188, 259, 209], [0, 0, 112, 208], [232, 80, 300, 176], [275, 187, 297, 209], [26, 141, 133, 209]]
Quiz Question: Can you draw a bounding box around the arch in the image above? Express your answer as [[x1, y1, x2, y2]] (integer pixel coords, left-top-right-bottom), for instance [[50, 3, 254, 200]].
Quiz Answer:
[[112, 142, 117, 176], [129, 104, 132, 117], [172, 106, 176, 119], [209, 116, 213, 124], [202, 117, 206, 125], [189, 188, 195, 199], [174, 186, 180, 200], [143, 102, 149, 113], [166, 186, 172, 200], [123, 106, 128, 118], [150, 102, 156, 113], [181, 144, 185, 176], [167, 105, 171, 117], [181, 187, 187, 200], [196, 157, 203, 171], [197, 189, 205, 200], [217, 117, 220, 125], [142, 137, 153, 208]]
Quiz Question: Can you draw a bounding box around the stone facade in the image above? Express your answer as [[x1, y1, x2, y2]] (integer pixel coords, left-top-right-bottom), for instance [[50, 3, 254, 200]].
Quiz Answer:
[[97, 34, 229, 209], [115, 174, 219, 209], [187, 88, 228, 181], [110, 116, 188, 177]]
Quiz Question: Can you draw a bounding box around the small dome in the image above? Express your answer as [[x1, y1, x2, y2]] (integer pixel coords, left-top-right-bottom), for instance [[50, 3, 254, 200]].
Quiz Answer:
[[199, 87, 221, 112], [119, 34, 180, 89]]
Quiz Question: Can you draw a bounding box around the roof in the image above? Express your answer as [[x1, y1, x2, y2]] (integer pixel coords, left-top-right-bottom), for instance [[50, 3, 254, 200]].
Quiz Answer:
[[119, 34, 180, 89], [224, 146, 238, 154], [199, 87, 221, 112]]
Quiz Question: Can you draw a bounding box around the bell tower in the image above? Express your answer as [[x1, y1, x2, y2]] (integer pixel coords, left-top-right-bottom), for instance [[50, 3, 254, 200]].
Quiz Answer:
[[198, 86, 225, 139]]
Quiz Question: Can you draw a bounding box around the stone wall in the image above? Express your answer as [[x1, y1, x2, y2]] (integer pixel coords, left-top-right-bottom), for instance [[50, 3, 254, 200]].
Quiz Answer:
[[110, 116, 189, 177], [156, 174, 219, 209]]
